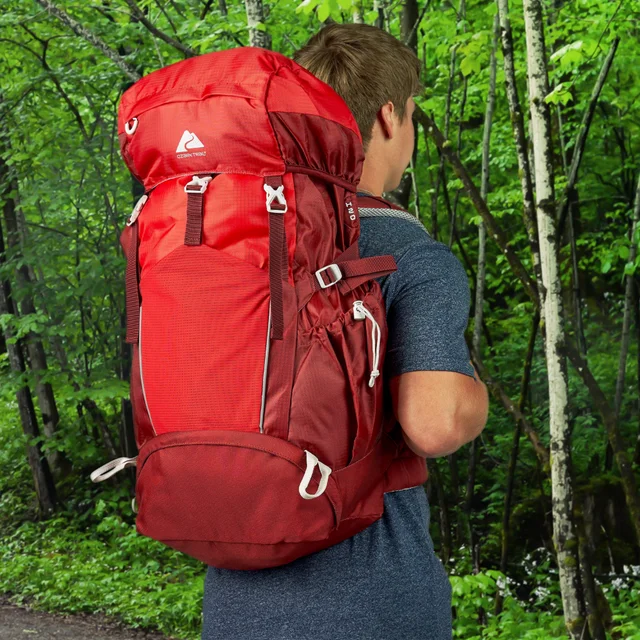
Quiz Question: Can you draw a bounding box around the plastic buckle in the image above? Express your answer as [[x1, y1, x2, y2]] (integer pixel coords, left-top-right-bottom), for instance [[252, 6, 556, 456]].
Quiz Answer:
[[315, 264, 343, 289], [184, 175, 213, 194], [127, 194, 148, 226], [264, 183, 288, 213]]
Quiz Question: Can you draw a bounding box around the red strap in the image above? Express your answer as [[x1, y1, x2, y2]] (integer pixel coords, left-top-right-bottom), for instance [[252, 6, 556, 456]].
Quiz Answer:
[[266, 176, 287, 341], [122, 221, 140, 344]]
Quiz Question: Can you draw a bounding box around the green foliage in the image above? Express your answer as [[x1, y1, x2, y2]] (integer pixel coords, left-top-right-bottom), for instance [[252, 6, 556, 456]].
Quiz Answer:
[[0, 0, 639, 637], [0, 505, 205, 640]]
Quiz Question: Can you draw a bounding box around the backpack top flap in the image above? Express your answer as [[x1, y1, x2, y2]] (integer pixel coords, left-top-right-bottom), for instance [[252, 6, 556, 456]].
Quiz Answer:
[[117, 47, 363, 190]]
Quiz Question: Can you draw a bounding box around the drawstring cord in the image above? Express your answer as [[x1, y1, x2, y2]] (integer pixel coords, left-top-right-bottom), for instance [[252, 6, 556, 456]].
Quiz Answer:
[[353, 300, 381, 387]]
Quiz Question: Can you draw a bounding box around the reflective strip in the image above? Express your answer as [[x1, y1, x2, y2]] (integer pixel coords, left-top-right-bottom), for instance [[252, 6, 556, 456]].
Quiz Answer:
[[139, 306, 157, 436], [259, 306, 272, 434]]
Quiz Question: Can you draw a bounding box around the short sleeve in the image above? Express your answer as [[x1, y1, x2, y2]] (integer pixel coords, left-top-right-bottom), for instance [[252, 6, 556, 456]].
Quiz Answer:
[[384, 240, 475, 379]]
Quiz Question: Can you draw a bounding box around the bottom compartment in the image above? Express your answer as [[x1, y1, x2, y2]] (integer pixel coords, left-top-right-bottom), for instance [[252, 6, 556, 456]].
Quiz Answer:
[[134, 429, 397, 570]]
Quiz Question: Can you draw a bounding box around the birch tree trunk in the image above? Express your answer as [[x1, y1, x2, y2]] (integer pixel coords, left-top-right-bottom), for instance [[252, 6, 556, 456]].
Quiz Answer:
[[245, 0, 272, 49], [465, 12, 499, 561], [496, 0, 542, 292], [522, 0, 585, 636]]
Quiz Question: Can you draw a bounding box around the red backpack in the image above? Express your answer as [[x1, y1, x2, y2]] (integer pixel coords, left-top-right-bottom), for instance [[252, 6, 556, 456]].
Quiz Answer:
[[90, 47, 407, 570]]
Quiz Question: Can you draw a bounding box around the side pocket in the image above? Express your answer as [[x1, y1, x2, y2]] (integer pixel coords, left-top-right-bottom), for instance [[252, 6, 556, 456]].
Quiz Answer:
[[288, 328, 358, 471]]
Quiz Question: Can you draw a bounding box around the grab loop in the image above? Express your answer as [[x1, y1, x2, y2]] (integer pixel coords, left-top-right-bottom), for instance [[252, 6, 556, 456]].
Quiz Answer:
[[298, 450, 332, 500]]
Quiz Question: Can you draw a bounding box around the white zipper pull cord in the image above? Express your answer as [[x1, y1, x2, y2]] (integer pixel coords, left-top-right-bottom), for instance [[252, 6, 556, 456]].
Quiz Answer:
[[353, 300, 381, 387]]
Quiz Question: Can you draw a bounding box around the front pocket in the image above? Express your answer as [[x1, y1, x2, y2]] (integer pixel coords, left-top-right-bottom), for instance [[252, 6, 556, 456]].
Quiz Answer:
[[135, 430, 341, 546], [139, 244, 270, 434]]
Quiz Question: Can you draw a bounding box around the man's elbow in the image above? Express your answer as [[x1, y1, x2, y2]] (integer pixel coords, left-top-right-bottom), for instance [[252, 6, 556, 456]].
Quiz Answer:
[[402, 400, 488, 459]]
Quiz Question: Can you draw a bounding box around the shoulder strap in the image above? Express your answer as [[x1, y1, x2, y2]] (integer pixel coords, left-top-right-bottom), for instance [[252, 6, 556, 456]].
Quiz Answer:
[[356, 193, 405, 211], [356, 193, 429, 234]]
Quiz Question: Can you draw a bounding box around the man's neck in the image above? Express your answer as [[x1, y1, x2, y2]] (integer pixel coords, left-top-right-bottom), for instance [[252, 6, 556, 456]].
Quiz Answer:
[[357, 146, 388, 197]]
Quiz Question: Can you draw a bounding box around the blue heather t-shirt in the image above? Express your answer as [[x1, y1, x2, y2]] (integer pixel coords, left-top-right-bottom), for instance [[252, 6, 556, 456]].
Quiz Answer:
[[201, 203, 474, 640]]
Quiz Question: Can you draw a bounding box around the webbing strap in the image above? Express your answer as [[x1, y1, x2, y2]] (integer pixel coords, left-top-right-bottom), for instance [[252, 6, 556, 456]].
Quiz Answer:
[[184, 175, 215, 246], [266, 176, 287, 341], [122, 221, 140, 344], [185, 191, 205, 246], [295, 249, 397, 311]]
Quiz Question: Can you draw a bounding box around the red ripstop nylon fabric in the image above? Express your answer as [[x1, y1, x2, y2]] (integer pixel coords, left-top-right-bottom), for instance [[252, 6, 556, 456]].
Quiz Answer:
[[99, 47, 428, 571]]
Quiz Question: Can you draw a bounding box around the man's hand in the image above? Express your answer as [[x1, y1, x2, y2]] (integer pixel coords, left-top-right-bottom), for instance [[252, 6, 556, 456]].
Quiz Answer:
[[389, 365, 488, 458]]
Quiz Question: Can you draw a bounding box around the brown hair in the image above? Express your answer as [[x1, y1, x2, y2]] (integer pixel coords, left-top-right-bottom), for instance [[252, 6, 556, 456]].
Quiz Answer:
[[293, 23, 421, 150]]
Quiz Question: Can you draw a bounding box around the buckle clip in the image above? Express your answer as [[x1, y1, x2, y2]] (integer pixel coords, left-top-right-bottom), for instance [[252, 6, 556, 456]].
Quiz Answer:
[[127, 194, 148, 226], [315, 264, 343, 289], [264, 183, 288, 213], [184, 175, 213, 194]]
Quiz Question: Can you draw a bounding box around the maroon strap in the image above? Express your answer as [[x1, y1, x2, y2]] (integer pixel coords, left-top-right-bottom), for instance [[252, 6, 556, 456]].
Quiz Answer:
[[184, 191, 205, 246], [295, 248, 397, 310], [356, 193, 405, 211], [184, 175, 217, 246], [122, 221, 140, 344], [266, 176, 287, 341]]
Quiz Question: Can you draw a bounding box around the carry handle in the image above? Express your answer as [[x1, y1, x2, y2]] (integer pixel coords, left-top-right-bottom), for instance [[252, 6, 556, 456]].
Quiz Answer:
[[90, 456, 138, 483]]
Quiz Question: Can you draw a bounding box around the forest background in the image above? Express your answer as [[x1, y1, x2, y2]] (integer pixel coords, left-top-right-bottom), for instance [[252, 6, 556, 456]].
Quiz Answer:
[[0, 0, 638, 639]]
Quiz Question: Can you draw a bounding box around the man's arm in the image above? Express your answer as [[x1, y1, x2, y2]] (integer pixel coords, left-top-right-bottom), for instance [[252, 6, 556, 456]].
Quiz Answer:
[[389, 366, 488, 458], [381, 237, 489, 459]]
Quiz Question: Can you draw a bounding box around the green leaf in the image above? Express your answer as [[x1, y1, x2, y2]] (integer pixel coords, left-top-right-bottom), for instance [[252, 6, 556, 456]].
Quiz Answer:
[[316, 0, 331, 22]]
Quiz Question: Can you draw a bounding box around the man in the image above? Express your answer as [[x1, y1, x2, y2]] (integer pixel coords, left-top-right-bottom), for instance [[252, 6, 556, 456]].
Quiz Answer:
[[201, 24, 488, 640]]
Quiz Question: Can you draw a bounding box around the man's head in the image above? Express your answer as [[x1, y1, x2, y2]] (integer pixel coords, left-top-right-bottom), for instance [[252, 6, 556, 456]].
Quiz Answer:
[[293, 23, 421, 194]]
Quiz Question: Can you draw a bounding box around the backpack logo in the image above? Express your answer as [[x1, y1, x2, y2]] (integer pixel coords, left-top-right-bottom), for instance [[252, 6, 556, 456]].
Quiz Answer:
[[176, 130, 206, 157]]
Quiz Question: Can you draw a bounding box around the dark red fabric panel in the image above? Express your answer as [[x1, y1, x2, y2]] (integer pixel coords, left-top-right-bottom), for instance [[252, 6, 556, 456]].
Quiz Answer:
[[269, 112, 363, 187]]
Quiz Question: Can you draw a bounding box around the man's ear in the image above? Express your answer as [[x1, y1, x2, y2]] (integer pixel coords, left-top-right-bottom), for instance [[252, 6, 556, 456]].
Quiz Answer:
[[377, 101, 396, 140]]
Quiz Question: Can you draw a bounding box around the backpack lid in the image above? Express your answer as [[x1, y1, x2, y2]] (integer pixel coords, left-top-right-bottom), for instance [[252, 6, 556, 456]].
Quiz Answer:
[[118, 47, 364, 190]]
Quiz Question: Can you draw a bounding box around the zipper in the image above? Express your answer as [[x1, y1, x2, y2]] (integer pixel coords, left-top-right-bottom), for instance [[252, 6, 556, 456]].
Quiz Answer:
[[259, 305, 272, 433], [138, 305, 158, 436]]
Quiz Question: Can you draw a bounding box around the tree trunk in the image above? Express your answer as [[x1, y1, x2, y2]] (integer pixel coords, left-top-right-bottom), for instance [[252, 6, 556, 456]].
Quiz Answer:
[[245, 0, 271, 49], [429, 459, 452, 565], [0, 217, 57, 517], [564, 344, 640, 546], [635, 279, 640, 466], [496, 0, 542, 290], [495, 312, 539, 615], [1, 178, 71, 479], [465, 13, 499, 562], [614, 174, 640, 418], [522, 1, 586, 636]]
